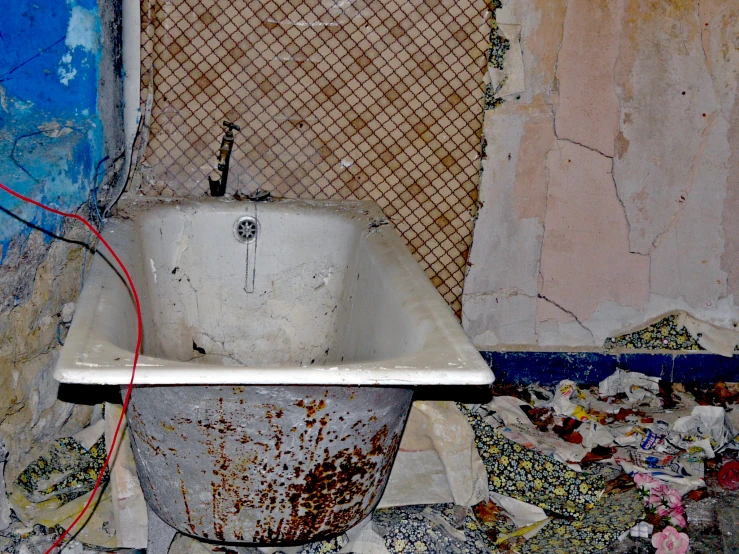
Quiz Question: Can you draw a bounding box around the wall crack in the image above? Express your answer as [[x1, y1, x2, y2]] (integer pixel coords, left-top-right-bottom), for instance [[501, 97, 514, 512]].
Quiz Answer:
[[650, 109, 720, 251], [537, 294, 593, 338], [552, 133, 614, 161]]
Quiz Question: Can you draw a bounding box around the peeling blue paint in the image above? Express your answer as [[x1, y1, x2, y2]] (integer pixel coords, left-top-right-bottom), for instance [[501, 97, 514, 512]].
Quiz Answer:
[[0, 0, 103, 255]]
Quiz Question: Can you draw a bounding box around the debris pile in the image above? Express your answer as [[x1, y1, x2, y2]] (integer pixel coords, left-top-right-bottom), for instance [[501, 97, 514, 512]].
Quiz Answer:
[[0, 404, 145, 554], [1, 370, 737, 553], [247, 369, 739, 554]]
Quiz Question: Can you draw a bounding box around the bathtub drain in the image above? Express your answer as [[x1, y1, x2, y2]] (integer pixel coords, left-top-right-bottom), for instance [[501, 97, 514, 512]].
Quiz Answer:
[[234, 216, 259, 243]]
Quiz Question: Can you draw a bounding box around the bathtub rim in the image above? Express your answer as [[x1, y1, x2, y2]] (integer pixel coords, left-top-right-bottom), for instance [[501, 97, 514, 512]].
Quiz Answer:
[[55, 196, 494, 386]]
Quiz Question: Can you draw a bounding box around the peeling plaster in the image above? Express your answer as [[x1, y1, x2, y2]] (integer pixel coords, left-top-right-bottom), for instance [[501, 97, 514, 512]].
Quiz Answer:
[[539, 139, 650, 321], [536, 296, 595, 346], [614, 0, 720, 255], [0, 0, 123, 470], [464, 0, 739, 349], [66, 5, 101, 52], [554, 0, 623, 158], [58, 54, 79, 85], [0, 1, 103, 251]]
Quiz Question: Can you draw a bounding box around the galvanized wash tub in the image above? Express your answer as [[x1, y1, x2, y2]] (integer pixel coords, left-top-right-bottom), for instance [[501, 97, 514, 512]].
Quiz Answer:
[[56, 197, 493, 547]]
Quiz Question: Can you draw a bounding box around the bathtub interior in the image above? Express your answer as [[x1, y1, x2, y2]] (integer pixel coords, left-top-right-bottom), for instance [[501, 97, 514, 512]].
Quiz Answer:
[[125, 202, 424, 368]]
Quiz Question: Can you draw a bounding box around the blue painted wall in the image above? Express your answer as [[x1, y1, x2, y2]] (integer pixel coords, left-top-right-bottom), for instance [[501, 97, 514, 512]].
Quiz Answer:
[[0, 0, 103, 253], [482, 351, 739, 386]]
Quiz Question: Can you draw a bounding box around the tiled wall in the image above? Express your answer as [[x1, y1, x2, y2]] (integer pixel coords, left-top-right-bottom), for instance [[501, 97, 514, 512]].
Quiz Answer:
[[139, 0, 489, 315]]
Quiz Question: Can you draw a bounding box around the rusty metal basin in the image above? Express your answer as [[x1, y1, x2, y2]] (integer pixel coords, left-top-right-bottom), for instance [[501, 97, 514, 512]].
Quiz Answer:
[[126, 384, 412, 544]]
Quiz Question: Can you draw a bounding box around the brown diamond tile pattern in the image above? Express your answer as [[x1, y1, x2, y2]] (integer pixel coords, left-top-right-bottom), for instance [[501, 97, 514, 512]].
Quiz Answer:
[[140, 0, 488, 317]]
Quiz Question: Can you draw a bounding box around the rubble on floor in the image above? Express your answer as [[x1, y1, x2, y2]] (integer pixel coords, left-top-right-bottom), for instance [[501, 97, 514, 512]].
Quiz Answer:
[[0, 522, 143, 554], [2, 370, 738, 554], [1, 403, 145, 553], [250, 370, 738, 554]]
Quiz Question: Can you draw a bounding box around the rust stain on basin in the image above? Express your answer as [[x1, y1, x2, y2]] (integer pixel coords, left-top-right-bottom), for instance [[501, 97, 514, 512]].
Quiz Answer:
[[127, 385, 412, 545], [254, 425, 400, 543]]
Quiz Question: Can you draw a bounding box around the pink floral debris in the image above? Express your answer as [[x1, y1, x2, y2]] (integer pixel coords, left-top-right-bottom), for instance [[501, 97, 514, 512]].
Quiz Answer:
[[633, 472, 659, 489], [651, 526, 690, 554], [669, 511, 687, 529], [633, 473, 690, 538]]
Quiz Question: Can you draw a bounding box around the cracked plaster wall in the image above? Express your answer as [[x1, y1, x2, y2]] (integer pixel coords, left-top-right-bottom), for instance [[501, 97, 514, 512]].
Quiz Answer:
[[0, 0, 123, 473], [463, 0, 739, 349]]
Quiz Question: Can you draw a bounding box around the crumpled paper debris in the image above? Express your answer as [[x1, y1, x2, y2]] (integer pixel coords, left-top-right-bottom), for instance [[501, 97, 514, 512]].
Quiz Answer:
[[617, 457, 704, 495], [552, 380, 590, 420], [458, 403, 605, 519], [611, 419, 670, 449], [381, 401, 488, 508], [579, 420, 615, 450], [488, 492, 547, 529], [599, 369, 660, 405], [627, 521, 654, 539], [669, 405, 737, 452], [481, 396, 589, 464], [527, 384, 553, 407]]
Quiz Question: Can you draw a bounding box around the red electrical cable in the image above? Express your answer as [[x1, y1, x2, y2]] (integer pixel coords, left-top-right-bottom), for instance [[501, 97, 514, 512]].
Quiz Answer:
[[0, 182, 141, 554]]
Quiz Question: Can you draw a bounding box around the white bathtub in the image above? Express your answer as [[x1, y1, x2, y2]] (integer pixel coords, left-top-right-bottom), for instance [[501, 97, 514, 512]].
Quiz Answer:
[[56, 197, 493, 387], [55, 196, 493, 547]]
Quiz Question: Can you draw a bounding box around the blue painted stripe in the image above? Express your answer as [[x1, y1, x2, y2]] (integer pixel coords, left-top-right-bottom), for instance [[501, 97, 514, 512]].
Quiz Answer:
[[481, 351, 739, 386]]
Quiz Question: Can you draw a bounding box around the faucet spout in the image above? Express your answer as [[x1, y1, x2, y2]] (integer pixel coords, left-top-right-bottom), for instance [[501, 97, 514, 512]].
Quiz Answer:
[[209, 121, 241, 197]]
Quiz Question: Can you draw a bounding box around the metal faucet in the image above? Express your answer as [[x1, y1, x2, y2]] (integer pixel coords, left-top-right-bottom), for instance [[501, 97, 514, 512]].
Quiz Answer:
[[209, 121, 241, 197]]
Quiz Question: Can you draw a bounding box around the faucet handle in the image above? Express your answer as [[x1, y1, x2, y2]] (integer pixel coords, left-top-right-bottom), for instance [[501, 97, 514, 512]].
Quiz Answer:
[[223, 121, 241, 132]]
